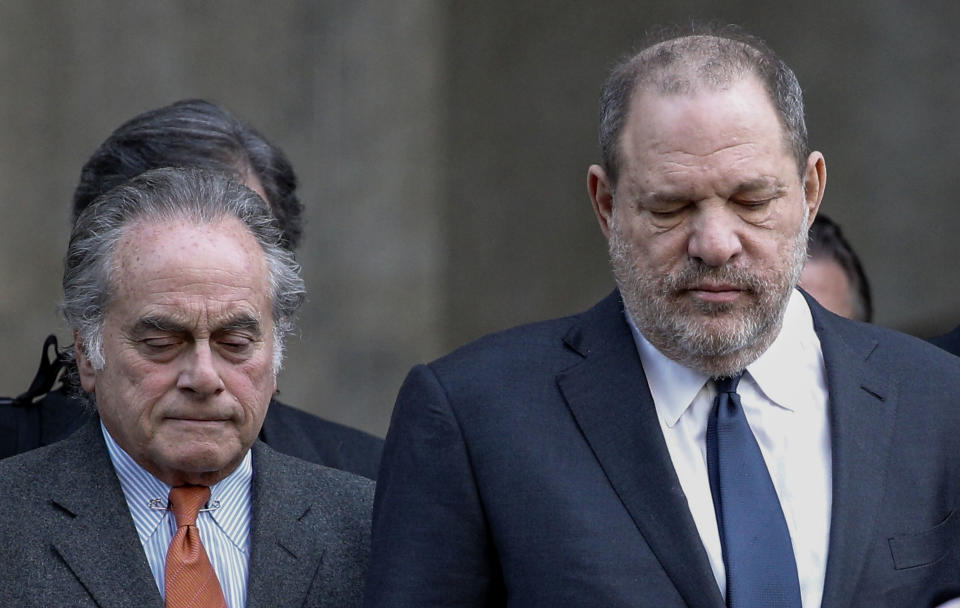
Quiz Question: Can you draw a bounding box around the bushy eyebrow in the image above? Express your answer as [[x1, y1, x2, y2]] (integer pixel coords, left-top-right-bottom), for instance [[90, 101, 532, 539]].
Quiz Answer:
[[735, 178, 788, 195], [131, 314, 262, 338], [645, 190, 694, 204], [131, 316, 188, 337], [644, 178, 788, 204], [218, 316, 262, 336]]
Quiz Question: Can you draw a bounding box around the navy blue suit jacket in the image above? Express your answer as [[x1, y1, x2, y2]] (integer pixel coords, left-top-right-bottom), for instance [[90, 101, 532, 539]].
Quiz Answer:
[[930, 325, 960, 357], [367, 290, 960, 607]]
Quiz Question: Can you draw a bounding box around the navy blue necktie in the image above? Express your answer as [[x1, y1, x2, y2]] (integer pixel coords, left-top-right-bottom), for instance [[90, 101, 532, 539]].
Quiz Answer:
[[706, 373, 802, 608]]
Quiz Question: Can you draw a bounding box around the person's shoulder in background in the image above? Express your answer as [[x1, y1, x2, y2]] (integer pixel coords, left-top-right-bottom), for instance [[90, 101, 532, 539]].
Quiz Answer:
[[929, 325, 960, 357], [262, 400, 384, 480]]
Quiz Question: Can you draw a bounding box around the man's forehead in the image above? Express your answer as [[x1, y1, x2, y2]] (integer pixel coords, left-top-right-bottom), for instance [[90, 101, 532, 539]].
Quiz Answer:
[[114, 216, 265, 272], [108, 216, 272, 311], [623, 75, 793, 168], [627, 75, 775, 135]]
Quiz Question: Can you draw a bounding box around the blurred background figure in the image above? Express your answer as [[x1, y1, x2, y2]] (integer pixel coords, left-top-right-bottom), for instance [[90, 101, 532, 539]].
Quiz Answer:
[[799, 213, 873, 322], [929, 325, 960, 356]]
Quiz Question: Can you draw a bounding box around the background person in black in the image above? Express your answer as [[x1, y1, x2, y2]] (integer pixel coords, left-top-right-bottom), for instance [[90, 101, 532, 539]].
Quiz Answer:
[[798, 213, 873, 323], [930, 327, 960, 356], [0, 99, 383, 478]]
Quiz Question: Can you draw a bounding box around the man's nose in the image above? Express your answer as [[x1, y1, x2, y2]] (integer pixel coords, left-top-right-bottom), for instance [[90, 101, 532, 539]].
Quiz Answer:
[[686, 206, 743, 267], [177, 341, 225, 396]]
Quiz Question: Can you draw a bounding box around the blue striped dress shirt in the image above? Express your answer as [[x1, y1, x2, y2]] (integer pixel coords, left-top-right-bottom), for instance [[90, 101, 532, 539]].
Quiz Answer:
[[101, 423, 252, 608]]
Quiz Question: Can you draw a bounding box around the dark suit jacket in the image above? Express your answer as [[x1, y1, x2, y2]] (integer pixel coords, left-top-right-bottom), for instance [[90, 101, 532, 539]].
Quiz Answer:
[[0, 417, 374, 607], [0, 381, 384, 479], [366, 290, 960, 607], [930, 325, 960, 357]]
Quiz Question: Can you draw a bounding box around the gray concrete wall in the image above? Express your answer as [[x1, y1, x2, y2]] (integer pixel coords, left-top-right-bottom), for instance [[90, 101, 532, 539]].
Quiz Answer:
[[1, 1, 958, 437]]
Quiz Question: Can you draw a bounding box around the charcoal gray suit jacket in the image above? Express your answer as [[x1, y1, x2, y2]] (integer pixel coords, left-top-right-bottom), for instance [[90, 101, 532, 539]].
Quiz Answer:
[[367, 290, 960, 607], [0, 417, 374, 607]]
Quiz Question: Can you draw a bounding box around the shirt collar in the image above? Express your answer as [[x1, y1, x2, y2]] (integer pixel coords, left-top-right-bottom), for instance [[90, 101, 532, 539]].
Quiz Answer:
[[626, 313, 709, 428], [626, 289, 822, 425], [101, 422, 253, 551], [746, 290, 824, 412]]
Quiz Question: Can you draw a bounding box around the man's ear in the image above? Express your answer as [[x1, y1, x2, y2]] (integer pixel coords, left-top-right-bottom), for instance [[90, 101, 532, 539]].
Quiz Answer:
[[74, 330, 97, 393], [803, 151, 826, 228], [588, 164, 615, 239]]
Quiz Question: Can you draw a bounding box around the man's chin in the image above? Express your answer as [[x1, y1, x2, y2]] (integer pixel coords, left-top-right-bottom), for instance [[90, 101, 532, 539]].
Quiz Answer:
[[676, 291, 752, 316], [679, 329, 751, 359], [669, 303, 753, 334], [669, 303, 786, 374], [657, 309, 763, 361], [153, 449, 242, 486], [149, 432, 245, 477]]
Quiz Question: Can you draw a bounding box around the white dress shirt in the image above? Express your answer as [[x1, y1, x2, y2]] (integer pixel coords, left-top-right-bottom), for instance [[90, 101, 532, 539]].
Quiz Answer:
[[626, 289, 832, 608], [102, 423, 253, 608]]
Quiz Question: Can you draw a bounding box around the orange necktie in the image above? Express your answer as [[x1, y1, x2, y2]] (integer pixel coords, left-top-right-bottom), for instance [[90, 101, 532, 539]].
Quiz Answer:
[[164, 485, 227, 608]]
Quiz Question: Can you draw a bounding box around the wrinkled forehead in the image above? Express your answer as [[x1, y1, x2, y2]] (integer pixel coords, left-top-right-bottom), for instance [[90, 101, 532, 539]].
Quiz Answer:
[[107, 216, 271, 306], [629, 75, 790, 164]]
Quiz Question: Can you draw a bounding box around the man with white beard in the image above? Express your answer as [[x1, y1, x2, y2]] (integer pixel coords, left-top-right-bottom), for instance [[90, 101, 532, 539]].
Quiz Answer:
[[366, 24, 960, 608]]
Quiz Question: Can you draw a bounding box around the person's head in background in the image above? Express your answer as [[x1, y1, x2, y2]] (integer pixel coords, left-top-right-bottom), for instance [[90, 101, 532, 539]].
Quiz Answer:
[[799, 213, 872, 322], [72, 99, 303, 251]]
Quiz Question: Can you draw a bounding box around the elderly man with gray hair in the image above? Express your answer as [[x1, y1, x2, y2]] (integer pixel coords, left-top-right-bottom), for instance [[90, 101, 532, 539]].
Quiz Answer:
[[0, 168, 372, 607], [1, 99, 383, 480]]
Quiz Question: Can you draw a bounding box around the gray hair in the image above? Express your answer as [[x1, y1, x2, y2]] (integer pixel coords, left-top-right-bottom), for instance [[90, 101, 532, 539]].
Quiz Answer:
[[598, 23, 809, 187], [62, 167, 305, 383]]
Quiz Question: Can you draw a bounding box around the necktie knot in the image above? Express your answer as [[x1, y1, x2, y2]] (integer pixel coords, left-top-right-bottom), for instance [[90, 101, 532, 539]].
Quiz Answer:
[[713, 372, 743, 395], [168, 485, 210, 528]]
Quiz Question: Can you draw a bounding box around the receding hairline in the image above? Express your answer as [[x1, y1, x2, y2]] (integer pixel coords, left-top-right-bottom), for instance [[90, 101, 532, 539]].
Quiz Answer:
[[104, 213, 272, 309], [624, 84, 798, 182], [599, 26, 810, 187]]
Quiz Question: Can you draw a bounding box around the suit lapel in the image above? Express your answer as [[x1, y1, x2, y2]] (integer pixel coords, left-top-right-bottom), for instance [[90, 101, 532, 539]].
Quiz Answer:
[[47, 420, 163, 608], [811, 300, 896, 608], [557, 292, 724, 608], [246, 442, 326, 608]]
